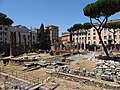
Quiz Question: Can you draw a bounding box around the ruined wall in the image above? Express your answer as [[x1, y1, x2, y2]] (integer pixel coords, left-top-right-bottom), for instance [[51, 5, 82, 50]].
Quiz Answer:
[[48, 72, 120, 90]]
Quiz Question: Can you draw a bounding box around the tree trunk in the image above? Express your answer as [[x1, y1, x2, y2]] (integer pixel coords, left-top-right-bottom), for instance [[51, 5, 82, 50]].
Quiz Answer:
[[98, 32, 109, 57]]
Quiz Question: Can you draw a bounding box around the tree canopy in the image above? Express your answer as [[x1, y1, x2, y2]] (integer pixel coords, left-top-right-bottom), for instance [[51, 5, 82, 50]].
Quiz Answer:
[[83, 22, 92, 30], [0, 12, 13, 26], [73, 24, 83, 31], [83, 0, 120, 18], [37, 23, 51, 50]]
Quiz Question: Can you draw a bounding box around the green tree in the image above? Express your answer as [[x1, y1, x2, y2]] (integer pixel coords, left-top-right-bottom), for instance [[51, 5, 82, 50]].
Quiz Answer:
[[83, 22, 92, 50], [37, 23, 51, 50], [67, 27, 75, 42], [104, 22, 120, 48], [0, 12, 14, 56], [45, 27, 51, 50], [37, 23, 46, 50], [83, 0, 120, 57], [0, 13, 13, 26]]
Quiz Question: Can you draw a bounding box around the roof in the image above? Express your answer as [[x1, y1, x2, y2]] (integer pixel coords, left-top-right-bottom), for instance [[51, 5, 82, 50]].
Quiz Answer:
[[9, 25, 32, 33]]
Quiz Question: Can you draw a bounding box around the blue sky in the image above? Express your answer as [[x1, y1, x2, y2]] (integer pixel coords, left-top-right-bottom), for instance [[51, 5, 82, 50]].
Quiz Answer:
[[0, 0, 120, 36]]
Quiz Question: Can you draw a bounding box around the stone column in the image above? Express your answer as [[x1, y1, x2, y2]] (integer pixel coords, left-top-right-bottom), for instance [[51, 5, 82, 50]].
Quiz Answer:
[[18, 32, 21, 54], [13, 32, 16, 55], [24, 36, 27, 53], [30, 31, 32, 52], [10, 32, 13, 56]]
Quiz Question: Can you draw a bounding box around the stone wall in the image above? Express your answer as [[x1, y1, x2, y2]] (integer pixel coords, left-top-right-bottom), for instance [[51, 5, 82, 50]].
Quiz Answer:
[[47, 72, 120, 90]]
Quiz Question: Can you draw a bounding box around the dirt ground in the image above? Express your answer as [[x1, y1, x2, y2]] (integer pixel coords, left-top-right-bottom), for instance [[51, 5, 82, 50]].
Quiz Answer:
[[0, 53, 113, 90], [69, 59, 97, 71], [44, 77, 102, 90], [0, 81, 4, 89]]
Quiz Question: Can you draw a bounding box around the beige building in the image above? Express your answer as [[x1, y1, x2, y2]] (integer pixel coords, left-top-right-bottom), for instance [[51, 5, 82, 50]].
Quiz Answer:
[[45, 25, 59, 44], [61, 32, 70, 44], [72, 19, 120, 48]]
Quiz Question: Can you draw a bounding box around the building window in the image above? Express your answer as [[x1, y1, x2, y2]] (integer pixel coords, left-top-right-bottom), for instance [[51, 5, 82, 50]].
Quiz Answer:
[[76, 37, 78, 40], [93, 36, 96, 40], [82, 37, 84, 40], [115, 35, 117, 39], [88, 33, 90, 35], [109, 35, 112, 39], [23, 35, 26, 38], [93, 32, 96, 35], [88, 37, 90, 40], [88, 29, 90, 32], [93, 41, 96, 44], [79, 37, 81, 40], [104, 36, 107, 39], [93, 29, 95, 32], [99, 41, 102, 44], [104, 41, 107, 44], [28, 35, 30, 40], [0, 38, 2, 40], [33, 36, 35, 40], [0, 32, 2, 35], [28, 41, 29, 45], [4, 32, 7, 35], [5, 28, 7, 30], [5, 38, 7, 40], [88, 42, 90, 44]]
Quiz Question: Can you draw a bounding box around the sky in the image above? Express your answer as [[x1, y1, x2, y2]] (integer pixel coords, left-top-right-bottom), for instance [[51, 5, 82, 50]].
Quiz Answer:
[[0, 0, 120, 36]]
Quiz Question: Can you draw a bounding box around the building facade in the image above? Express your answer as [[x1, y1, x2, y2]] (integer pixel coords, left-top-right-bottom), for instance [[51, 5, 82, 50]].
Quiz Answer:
[[45, 25, 59, 44], [72, 19, 120, 49], [61, 32, 70, 44], [0, 25, 37, 55]]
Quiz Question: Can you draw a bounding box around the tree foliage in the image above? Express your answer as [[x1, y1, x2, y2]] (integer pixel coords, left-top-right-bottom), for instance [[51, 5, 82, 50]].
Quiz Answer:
[[83, 0, 120, 18], [73, 24, 83, 31], [83, 22, 92, 30], [0, 12, 13, 26], [67, 27, 75, 42], [37, 23, 51, 50]]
